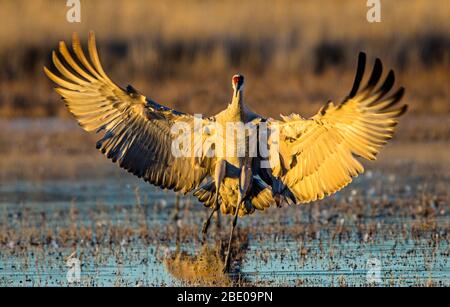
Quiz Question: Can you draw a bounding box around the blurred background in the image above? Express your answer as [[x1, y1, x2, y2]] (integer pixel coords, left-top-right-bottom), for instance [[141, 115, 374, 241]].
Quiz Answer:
[[0, 0, 449, 286], [1, 0, 449, 178], [0, 0, 449, 117]]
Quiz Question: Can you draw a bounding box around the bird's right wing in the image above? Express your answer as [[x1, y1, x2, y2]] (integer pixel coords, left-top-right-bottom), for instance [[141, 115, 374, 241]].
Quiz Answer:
[[267, 53, 407, 204], [44, 32, 215, 194]]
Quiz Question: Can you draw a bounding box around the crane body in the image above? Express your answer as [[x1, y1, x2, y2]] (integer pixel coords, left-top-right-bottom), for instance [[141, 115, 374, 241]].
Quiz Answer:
[[45, 32, 407, 272]]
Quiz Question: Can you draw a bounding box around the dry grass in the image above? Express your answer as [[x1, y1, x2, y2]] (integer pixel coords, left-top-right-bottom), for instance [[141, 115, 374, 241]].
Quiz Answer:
[[1, 0, 449, 48], [0, 0, 448, 118]]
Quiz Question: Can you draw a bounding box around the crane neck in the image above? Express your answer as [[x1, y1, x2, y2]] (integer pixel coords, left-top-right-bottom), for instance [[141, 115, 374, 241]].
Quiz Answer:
[[229, 89, 244, 121]]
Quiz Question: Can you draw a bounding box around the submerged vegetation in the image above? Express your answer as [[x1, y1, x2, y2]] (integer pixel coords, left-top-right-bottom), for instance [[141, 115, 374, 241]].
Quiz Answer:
[[0, 120, 448, 286]]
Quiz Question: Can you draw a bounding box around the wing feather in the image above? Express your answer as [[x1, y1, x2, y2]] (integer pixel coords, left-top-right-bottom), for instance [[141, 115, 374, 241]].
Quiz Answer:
[[44, 31, 214, 194], [268, 52, 407, 204]]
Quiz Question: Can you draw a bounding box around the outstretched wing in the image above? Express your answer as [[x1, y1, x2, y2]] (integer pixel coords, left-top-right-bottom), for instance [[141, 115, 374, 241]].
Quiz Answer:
[[268, 52, 407, 204], [44, 32, 214, 194]]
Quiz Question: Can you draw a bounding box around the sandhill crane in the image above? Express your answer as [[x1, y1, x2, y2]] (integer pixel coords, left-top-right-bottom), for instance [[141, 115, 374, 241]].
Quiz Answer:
[[45, 32, 407, 272]]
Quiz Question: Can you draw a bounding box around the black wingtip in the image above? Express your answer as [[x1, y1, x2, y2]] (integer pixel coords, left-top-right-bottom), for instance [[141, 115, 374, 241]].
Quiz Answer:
[[391, 86, 405, 105], [367, 69, 396, 107], [366, 58, 383, 90], [348, 52, 367, 98], [395, 87, 405, 101], [398, 104, 408, 117], [378, 87, 405, 111], [380, 69, 395, 93]]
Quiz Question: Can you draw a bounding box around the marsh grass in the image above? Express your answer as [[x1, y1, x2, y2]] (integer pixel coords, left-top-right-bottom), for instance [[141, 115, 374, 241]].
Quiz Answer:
[[0, 0, 449, 117], [0, 171, 448, 286], [0, 119, 448, 286]]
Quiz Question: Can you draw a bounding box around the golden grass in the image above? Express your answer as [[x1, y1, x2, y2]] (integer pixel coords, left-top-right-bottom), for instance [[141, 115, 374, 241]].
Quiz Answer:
[[0, 0, 449, 117], [1, 0, 449, 48]]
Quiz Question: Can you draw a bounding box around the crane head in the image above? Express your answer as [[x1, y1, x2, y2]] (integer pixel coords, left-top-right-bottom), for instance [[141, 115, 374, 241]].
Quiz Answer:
[[232, 74, 244, 93]]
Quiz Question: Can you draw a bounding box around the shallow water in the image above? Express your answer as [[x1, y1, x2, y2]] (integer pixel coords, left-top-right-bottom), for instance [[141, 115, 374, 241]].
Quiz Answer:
[[0, 173, 448, 287], [0, 118, 448, 286]]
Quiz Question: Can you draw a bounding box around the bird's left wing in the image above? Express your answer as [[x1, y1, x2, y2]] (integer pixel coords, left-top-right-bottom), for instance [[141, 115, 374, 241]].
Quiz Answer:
[[267, 53, 407, 204], [44, 32, 214, 194]]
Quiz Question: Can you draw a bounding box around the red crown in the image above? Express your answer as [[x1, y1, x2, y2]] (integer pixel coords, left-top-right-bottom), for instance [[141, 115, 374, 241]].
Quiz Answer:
[[232, 74, 244, 87]]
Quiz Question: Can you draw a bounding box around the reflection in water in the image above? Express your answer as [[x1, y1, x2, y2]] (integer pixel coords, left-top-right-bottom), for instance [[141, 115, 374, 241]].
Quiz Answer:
[[164, 244, 232, 286], [163, 225, 249, 286]]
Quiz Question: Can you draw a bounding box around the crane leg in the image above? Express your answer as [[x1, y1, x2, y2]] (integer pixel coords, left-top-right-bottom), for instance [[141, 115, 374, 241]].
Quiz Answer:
[[214, 206, 221, 230], [222, 163, 252, 273], [203, 159, 226, 242], [222, 202, 240, 273], [172, 193, 180, 221], [202, 198, 219, 242]]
